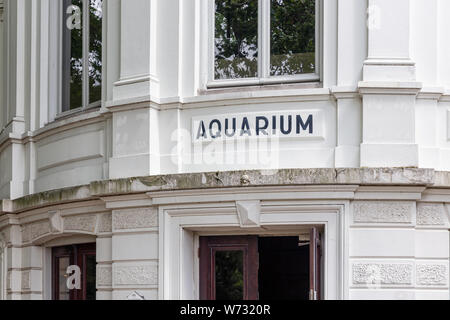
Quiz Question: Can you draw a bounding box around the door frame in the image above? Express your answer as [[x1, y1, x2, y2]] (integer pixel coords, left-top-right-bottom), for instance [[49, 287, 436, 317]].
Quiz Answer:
[[156, 191, 349, 300]]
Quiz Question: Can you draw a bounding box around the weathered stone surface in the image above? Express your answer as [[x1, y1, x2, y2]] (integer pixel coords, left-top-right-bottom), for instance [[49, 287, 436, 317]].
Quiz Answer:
[[1, 168, 448, 213], [63, 215, 97, 233], [353, 201, 413, 224], [112, 208, 157, 230], [416, 203, 445, 226]]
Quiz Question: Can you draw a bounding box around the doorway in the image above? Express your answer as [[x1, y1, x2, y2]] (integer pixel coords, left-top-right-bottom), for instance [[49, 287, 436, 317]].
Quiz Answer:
[[52, 243, 96, 300], [199, 228, 322, 300]]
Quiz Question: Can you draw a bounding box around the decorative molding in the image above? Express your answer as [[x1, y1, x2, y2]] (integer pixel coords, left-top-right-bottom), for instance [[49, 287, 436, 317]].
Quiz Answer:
[[416, 264, 448, 286], [113, 265, 158, 286], [352, 263, 413, 285], [353, 201, 414, 224], [416, 203, 445, 226], [21, 271, 31, 290], [112, 208, 157, 231], [236, 200, 261, 228], [63, 215, 97, 233], [97, 265, 112, 287], [97, 213, 112, 233]]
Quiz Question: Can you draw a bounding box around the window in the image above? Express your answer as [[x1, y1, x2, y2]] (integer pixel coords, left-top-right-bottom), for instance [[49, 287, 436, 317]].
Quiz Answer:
[[210, 0, 319, 87], [62, 0, 103, 112]]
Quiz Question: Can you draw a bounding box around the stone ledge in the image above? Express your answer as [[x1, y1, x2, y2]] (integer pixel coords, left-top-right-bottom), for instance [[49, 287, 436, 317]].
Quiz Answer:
[[1, 168, 448, 214]]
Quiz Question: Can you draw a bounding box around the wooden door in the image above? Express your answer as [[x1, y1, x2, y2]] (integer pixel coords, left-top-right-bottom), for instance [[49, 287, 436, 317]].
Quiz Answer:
[[52, 243, 96, 300], [309, 227, 321, 300], [199, 236, 259, 300]]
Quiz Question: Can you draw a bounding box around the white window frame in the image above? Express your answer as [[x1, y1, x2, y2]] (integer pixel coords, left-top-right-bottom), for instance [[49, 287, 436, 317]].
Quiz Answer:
[[206, 0, 321, 88], [59, 0, 103, 116]]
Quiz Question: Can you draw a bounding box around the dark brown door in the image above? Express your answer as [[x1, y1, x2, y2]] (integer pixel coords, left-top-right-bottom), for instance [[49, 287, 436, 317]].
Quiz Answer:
[[309, 227, 321, 300], [52, 243, 96, 300], [199, 236, 259, 300]]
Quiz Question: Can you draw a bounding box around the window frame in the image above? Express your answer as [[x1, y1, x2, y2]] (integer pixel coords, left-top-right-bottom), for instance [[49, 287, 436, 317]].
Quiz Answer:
[[207, 0, 321, 89], [60, 0, 103, 115]]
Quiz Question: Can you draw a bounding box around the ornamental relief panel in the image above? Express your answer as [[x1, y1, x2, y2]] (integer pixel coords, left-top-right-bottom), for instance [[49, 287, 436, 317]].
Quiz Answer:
[[21, 221, 51, 243], [97, 213, 112, 233], [97, 265, 113, 287], [352, 263, 413, 286], [416, 264, 448, 286], [63, 214, 97, 233], [20, 212, 109, 244], [113, 265, 158, 286], [112, 208, 158, 231], [353, 201, 414, 224], [416, 203, 445, 226], [21, 271, 31, 290]]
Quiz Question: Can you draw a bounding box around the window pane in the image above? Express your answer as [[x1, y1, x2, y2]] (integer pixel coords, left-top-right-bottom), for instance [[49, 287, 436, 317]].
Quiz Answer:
[[215, 250, 244, 300], [270, 0, 316, 76], [89, 0, 102, 104], [215, 0, 258, 80], [62, 0, 83, 110], [58, 257, 70, 300]]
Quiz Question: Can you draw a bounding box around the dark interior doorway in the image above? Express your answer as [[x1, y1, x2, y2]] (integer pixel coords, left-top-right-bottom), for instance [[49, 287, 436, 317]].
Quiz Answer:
[[199, 229, 321, 300], [258, 237, 309, 300]]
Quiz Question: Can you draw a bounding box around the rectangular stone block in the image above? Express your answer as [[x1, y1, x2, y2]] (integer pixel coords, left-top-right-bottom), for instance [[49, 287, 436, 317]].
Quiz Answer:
[[350, 229, 415, 257]]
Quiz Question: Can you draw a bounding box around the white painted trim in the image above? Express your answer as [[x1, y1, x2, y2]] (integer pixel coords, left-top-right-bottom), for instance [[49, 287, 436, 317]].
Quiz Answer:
[[158, 196, 347, 300]]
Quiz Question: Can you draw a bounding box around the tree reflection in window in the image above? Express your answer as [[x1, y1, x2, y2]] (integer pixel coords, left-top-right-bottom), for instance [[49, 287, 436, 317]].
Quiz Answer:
[[215, 0, 258, 80], [214, 0, 316, 80], [62, 0, 102, 111], [215, 250, 244, 300], [270, 0, 316, 76], [89, 0, 102, 104]]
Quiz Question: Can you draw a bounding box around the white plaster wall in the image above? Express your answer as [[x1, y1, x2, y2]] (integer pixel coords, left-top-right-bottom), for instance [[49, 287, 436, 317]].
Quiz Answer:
[[34, 121, 108, 193], [0, 0, 450, 197], [349, 200, 450, 300]]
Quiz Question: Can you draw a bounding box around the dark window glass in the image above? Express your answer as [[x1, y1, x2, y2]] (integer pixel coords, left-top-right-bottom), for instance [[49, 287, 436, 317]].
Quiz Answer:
[[215, 0, 258, 80], [62, 0, 83, 110], [270, 0, 316, 76], [89, 0, 102, 104], [215, 250, 244, 300]]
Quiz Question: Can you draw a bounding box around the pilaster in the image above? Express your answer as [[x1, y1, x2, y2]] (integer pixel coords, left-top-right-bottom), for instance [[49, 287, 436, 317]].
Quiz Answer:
[[360, 0, 422, 167]]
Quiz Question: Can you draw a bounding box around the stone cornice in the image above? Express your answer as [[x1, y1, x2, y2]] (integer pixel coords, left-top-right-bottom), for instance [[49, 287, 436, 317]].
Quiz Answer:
[[2, 168, 450, 214]]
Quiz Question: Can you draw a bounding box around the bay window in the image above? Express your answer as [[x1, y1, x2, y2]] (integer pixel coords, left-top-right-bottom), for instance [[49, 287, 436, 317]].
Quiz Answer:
[[62, 0, 103, 112], [210, 0, 320, 87]]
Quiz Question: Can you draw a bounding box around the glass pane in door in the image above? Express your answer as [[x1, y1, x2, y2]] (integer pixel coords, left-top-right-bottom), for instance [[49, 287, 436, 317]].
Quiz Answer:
[[58, 257, 70, 300], [215, 250, 244, 300]]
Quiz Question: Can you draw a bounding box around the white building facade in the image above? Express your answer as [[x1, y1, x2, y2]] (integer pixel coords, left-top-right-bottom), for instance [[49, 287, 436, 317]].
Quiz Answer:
[[0, 0, 449, 300]]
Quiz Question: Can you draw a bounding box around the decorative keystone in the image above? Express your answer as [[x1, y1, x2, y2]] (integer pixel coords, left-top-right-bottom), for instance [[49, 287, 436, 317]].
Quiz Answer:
[[236, 200, 261, 228], [48, 210, 63, 233]]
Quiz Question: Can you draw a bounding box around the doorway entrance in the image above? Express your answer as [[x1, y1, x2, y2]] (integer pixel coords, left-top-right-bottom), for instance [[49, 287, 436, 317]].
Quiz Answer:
[[199, 228, 321, 300], [52, 243, 96, 300]]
